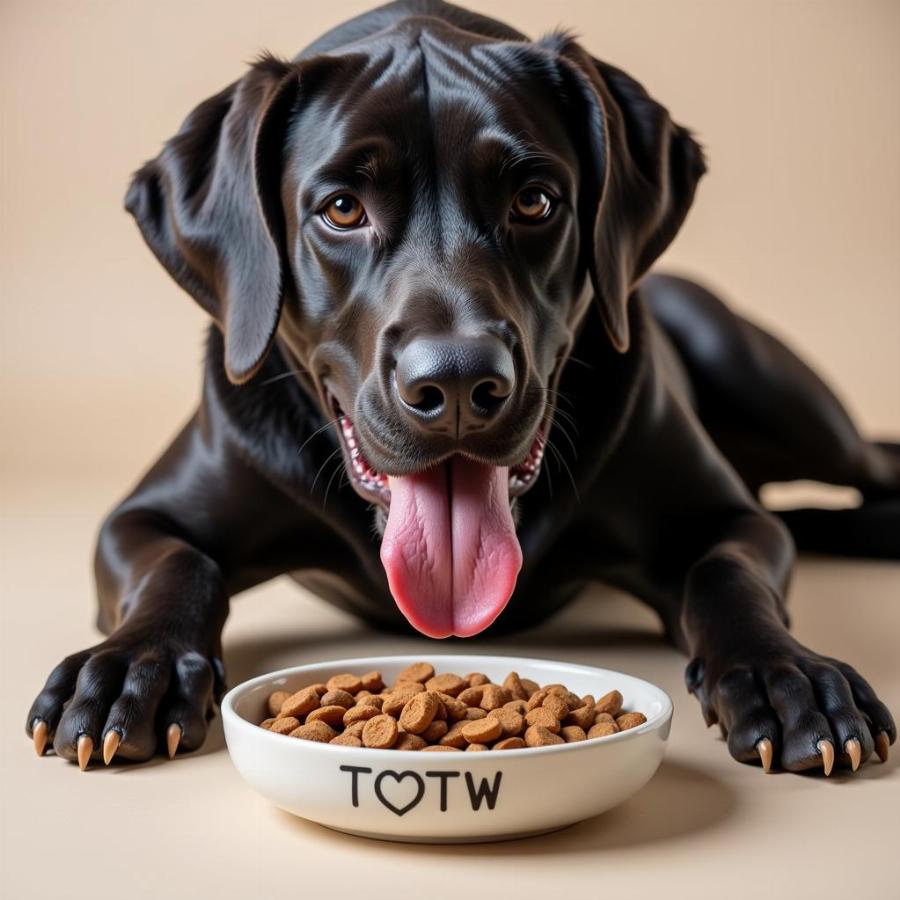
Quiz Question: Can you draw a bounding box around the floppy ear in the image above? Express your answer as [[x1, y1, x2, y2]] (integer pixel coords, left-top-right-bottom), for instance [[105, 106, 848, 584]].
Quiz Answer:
[[554, 41, 706, 352], [125, 56, 299, 383]]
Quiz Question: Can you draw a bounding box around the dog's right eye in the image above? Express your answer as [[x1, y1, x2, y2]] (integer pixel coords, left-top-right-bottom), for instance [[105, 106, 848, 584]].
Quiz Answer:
[[322, 195, 367, 229]]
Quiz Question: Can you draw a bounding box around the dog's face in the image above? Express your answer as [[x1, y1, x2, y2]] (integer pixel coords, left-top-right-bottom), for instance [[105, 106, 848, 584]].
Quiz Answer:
[[280, 28, 582, 492], [126, 15, 704, 637]]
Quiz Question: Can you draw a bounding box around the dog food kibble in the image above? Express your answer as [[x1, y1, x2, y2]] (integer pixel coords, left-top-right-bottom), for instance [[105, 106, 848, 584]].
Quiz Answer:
[[258, 664, 647, 751], [397, 662, 435, 683], [267, 690, 290, 717]]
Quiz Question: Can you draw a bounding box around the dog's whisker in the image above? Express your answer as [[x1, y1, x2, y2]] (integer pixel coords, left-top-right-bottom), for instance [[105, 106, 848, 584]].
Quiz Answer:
[[297, 417, 341, 457], [322, 453, 346, 511], [545, 436, 580, 501], [258, 367, 307, 387], [311, 446, 344, 495]]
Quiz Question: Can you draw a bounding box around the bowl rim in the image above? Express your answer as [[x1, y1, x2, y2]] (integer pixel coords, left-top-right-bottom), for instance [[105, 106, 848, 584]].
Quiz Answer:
[[222, 654, 673, 760]]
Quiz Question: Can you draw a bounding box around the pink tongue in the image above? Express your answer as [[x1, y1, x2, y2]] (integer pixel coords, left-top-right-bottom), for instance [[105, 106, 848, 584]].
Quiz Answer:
[[380, 457, 522, 638]]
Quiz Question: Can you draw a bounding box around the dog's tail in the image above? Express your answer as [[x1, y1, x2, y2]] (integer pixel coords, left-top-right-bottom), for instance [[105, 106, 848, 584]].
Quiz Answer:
[[775, 499, 900, 560]]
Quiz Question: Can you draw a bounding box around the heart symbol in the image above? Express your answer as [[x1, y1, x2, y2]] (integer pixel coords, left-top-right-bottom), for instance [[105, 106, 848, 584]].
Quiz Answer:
[[374, 770, 425, 817]]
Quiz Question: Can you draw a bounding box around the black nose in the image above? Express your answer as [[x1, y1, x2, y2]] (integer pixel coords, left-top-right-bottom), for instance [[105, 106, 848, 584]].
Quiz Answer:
[[395, 334, 515, 436]]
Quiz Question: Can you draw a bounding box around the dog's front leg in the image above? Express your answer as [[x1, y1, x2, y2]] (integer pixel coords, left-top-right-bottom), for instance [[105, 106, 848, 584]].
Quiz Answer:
[[26, 508, 229, 767], [680, 511, 895, 773]]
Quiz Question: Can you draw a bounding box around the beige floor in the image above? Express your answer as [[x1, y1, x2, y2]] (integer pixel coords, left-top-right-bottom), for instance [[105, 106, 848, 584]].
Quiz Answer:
[[1, 0, 899, 897]]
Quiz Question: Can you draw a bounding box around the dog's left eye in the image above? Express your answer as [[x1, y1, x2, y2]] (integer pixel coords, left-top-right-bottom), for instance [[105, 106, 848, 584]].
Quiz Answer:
[[511, 187, 554, 222], [322, 194, 367, 229]]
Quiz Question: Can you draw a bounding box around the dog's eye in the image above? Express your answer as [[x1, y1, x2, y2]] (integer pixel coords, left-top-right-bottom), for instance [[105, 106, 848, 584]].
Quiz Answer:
[[322, 195, 367, 229], [511, 187, 554, 222]]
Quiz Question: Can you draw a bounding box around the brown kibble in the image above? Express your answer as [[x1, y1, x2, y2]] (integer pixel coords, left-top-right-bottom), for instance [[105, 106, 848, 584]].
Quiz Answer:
[[258, 668, 646, 754], [394, 733, 427, 751], [615, 712, 647, 731], [439, 721, 469, 749], [343, 705, 380, 726], [422, 720, 448, 742], [326, 673, 363, 695], [320, 689, 356, 709], [503, 672, 529, 701], [362, 714, 399, 749], [487, 707, 525, 737], [542, 693, 569, 721], [267, 691, 290, 717], [269, 716, 301, 735], [437, 692, 468, 721], [356, 694, 384, 709], [396, 662, 435, 684], [565, 696, 596, 730], [382, 686, 424, 717], [429, 692, 448, 720], [595, 690, 624, 717], [306, 705, 346, 728], [493, 736, 526, 750], [525, 725, 564, 747], [457, 686, 485, 706], [387, 680, 426, 695], [425, 673, 467, 697], [279, 686, 320, 718], [525, 706, 561, 733], [461, 717, 503, 744], [289, 720, 337, 743], [360, 671, 384, 692], [526, 689, 548, 711], [399, 692, 439, 734], [480, 684, 508, 711], [588, 720, 619, 739]]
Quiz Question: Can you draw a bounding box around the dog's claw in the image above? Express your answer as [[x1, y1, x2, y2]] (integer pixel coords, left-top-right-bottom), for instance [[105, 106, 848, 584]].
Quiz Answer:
[[844, 738, 861, 772], [875, 731, 889, 763], [817, 739, 834, 776], [756, 738, 773, 773], [102, 730, 121, 765], [32, 719, 48, 757], [166, 723, 182, 760], [77, 734, 93, 771]]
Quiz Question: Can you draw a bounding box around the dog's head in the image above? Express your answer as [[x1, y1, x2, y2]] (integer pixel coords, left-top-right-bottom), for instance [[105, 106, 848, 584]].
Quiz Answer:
[[126, 14, 704, 637]]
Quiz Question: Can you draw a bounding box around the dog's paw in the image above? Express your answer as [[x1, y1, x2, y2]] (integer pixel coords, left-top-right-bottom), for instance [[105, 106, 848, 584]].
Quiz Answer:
[[685, 644, 895, 775], [25, 630, 225, 769]]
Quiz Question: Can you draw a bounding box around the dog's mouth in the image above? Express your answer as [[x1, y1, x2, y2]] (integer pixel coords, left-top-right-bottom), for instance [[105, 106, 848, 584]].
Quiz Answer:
[[329, 395, 547, 639]]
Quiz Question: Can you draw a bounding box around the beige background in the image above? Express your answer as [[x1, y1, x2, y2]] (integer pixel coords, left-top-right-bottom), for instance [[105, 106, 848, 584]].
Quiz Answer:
[[1, 1, 898, 898]]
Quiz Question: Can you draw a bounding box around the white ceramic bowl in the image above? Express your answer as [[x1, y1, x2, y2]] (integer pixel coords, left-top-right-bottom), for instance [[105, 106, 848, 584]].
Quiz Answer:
[[222, 654, 672, 843]]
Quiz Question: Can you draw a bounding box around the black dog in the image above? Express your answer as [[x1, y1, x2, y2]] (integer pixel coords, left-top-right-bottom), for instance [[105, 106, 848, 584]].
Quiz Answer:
[[27, 0, 898, 773]]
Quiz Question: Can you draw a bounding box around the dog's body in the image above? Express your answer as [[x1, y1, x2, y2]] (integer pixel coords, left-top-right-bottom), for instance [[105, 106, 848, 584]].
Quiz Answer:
[[28, 0, 897, 772]]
